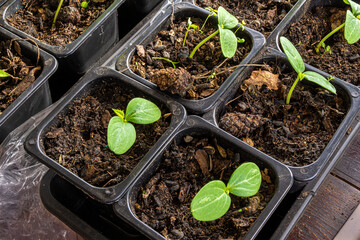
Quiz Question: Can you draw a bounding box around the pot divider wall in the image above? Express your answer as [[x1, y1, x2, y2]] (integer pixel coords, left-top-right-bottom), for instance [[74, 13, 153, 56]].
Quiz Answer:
[[25, 67, 187, 204], [0, 26, 57, 143], [0, 0, 125, 75], [114, 115, 293, 240], [203, 49, 360, 189], [115, 2, 266, 114]]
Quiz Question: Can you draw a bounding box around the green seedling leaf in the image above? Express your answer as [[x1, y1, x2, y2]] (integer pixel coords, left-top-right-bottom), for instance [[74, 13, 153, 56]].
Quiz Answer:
[[348, 0, 360, 16], [344, 0, 350, 4], [227, 162, 261, 197], [191, 180, 231, 221], [125, 98, 161, 124], [81, 1, 88, 7], [280, 36, 305, 74], [113, 108, 125, 119], [107, 117, 136, 155], [218, 6, 238, 29], [0, 70, 10, 78], [219, 27, 238, 58], [303, 71, 337, 94], [345, 10, 360, 44]]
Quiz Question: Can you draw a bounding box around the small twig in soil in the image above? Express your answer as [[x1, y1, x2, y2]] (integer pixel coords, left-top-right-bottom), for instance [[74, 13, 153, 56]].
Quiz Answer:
[[10, 38, 41, 66]]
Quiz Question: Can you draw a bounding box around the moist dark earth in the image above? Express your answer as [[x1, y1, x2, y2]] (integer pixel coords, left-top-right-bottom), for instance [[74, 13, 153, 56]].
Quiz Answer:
[[7, 0, 113, 46], [43, 81, 170, 187], [135, 136, 275, 239], [219, 61, 347, 166], [194, 0, 298, 37], [130, 15, 251, 100], [0, 39, 41, 114], [284, 6, 360, 86]]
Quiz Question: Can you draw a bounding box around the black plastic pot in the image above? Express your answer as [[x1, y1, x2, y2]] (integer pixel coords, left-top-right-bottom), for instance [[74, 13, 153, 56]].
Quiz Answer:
[[115, 2, 266, 114], [0, 26, 57, 143], [113, 115, 293, 240], [25, 67, 187, 204], [129, 0, 164, 14], [203, 49, 360, 189], [40, 170, 143, 240], [267, 0, 360, 57], [0, 0, 124, 75]]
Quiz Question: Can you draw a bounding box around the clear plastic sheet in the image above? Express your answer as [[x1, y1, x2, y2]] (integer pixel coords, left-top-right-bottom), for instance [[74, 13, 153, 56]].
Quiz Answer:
[[0, 103, 82, 240]]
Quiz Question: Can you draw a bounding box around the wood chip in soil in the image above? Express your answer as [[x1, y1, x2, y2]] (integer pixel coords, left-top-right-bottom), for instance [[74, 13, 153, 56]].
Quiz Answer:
[[42, 81, 170, 187], [135, 136, 275, 239], [219, 61, 347, 167], [284, 6, 360, 86]]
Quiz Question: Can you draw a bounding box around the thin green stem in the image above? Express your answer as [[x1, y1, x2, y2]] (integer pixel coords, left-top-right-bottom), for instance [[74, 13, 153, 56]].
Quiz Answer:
[[52, 0, 64, 28], [189, 29, 219, 59], [183, 26, 191, 47], [286, 73, 301, 105], [199, 14, 211, 33], [152, 57, 178, 69], [316, 22, 345, 53]]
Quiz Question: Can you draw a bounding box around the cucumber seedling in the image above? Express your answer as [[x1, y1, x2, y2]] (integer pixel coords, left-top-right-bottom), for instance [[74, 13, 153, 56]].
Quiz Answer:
[[52, 0, 92, 28], [107, 98, 161, 155], [183, 18, 199, 47], [316, 0, 360, 53], [189, 6, 245, 59], [191, 162, 261, 221], [280, 37, 337, 105]]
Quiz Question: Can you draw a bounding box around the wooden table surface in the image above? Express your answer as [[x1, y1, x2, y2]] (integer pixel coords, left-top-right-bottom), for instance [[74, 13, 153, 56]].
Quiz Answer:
[[288, 128, 360, 240]]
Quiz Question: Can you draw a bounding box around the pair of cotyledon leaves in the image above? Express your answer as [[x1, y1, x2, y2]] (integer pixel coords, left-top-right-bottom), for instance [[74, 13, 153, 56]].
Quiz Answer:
[[280, 37, 337, 95], [344, 0, 360, 44], [191, 162, 261, 221], [217, 6, 241, 58], [107, 98, 161, 155]]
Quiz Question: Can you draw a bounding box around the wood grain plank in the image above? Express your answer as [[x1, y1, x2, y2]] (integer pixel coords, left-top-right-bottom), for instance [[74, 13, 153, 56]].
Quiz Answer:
[[333, 133, 360, 189], [288, 175, 360, 240]]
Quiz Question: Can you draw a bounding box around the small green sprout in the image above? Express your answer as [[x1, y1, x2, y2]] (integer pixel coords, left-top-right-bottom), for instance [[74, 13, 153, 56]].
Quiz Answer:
[[191, 162, 261, 221], [183, 18, 199, 47], [152, 57, 179, 69], [0, 70, 10, 78], [81, 0, 91, 8], [316, 0, 360, 53], [52, 0, 64, 28], [107, 98, 161, 155], [280, 36, 336, 105], [189, 6, 245, 59], [199, 7, 218, 33]]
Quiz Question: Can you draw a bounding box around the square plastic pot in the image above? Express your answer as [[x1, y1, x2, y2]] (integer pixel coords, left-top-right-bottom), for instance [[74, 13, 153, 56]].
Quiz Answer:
[[113, 115, 293, 240], [0, 26, 57, 143], [115, 2, 266, 114], [0, 0, 124, 75], [203, 49, 360, 189], [25, 67, 187, 204]]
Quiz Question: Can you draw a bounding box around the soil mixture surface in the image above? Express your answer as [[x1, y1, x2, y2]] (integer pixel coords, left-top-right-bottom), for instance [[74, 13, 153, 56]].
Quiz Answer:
[[134, 136, 275, 239], [130, 15, 251, 100], [0, 39, 41, 114], [194, 0, 298, 37], [284, 6, 360, 86], [7, 0, 113, 46], [43, 81, 170, 187], [219, 61, 347, 166]]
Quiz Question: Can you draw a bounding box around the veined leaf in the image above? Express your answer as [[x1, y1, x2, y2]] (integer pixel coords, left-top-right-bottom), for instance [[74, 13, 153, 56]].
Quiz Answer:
[[303, 71, 337, 94], [191, 180, 231, 221], [107, 116, 136, 155], [280, 36, 305, 74], [218, 6, 238, 29], [227, 162, 261, 197], [348, 0, 360, 16], [125, 98, 161, 124], [345, 10, 360, 44], [219, 27, 238, 58]]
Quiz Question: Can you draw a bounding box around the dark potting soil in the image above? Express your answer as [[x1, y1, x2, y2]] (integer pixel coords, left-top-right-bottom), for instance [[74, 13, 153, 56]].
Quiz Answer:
[[194, 0, 298, 37], [219, 61, 347, 167], [284, 6, 360, 86], [0, 39, 41, 114], [42, 81, 170, 187], [135, 136, 275, 239], [7, 0, 113, 46], [130, 16, 251, 100]]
